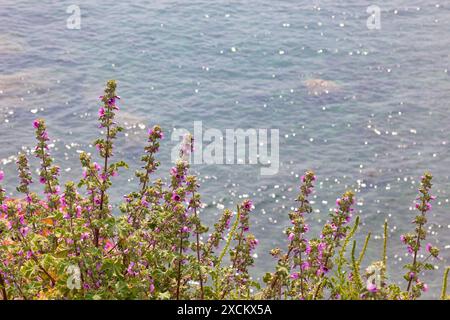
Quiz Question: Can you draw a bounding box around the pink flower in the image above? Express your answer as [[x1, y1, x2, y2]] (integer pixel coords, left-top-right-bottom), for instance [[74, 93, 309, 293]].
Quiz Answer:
[[171, 192, 181, 202], [301, 261, 310, 271], [422, 283, 429, 292], [305, 244, 311, 254], [290, 273, 299, 280], [76, 205, 82, 218], [93, 162, 102, 171], [26, 250, 33, 259], [98, 107, 105, 117], [141, 197, 149, 208], [242, 200, 253, 211], [33, 119, 40, 129], [0, 170, 4, 182], [19, 226, 30, 237], [367, 282, 377, 293], [104, 240, 114, 252], [426, 243, 432, 253], [288, 233, 295, 241]]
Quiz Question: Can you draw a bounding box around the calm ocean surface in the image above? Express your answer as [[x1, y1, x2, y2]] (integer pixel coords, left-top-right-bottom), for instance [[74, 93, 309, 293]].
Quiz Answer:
[[1, 0, 450, 297]]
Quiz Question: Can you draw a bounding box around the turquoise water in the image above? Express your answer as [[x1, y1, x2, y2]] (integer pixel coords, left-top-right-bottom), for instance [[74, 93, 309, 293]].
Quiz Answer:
[[1, 0, 450, 297]]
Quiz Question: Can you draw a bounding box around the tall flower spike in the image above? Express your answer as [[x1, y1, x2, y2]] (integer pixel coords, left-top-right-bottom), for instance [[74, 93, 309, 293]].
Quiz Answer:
[[404, 172, 437, 298], [33, 119, 60, 209], [263, 170, 316, 299]]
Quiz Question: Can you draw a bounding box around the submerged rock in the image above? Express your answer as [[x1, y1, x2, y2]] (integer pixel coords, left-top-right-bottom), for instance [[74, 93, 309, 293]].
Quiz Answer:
[[303, 78, 341, 96]]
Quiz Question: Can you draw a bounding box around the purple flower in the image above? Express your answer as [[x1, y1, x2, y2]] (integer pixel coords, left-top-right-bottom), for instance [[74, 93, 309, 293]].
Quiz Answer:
[[290, 273, 299, 280], [367, 282, 377, 293], [242, 200, 253, 211], [288, 233, 295, 241], [0, 170, 4, 182], [93, 162, 102, 171], [141, 197, 149, 208], [33, 119, 40, 129], [171, 192, 181, 202], [98, 107, 105, 117], [181, 226, 190, 233], [19, 226, 30, 237], [26, 250, 33, 260]]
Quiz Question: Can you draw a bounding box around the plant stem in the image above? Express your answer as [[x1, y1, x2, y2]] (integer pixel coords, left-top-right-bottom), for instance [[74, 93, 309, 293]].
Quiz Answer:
[[441, 267, 450, 300], [0, 272, 7, 300], [193, 200, 204, 299], [407, 203, 426, 292], [176, 229, 184, 300]]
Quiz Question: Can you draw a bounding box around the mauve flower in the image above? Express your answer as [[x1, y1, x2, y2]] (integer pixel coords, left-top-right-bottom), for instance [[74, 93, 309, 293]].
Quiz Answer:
[[301, 261, 310, 271], [242, 200, 253, 211], [367, 282, 377, 293], [33, 120, 40, 129], [170, 167, 177, 177], [171, 192, 181, 202], [141, 197, 149, 208], [422, 283, 429, 292], [19, 226, 30, 237], [290, 273, 299, 280], [98, 107, 105, 117], [104, 240, 114, 252], [288, 233, 295, 241], [0, 170, 4, 181], [305, 244, 311, 254], [93, 162, 102, 171], [75, 205, 82, 217], [426, 243, 432, 253]]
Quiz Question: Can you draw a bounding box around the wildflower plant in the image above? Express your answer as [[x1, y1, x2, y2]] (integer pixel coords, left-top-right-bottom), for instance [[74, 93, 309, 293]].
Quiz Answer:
[[0, 80, 447, 300]]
